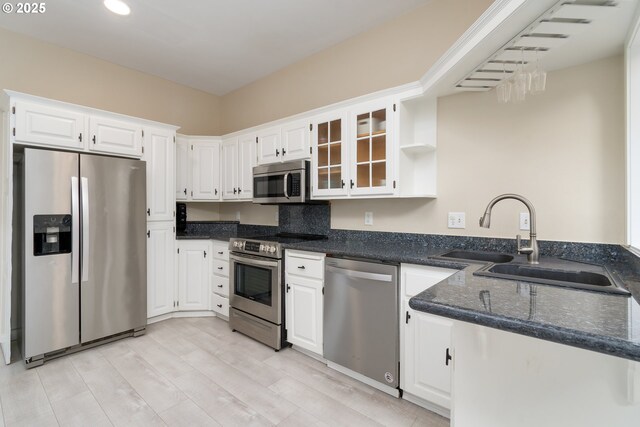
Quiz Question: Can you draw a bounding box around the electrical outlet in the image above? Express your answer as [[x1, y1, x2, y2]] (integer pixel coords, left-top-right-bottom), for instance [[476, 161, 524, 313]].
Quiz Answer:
[[448, 212, 466, 229], [275, 210, 279, 224], [364, 211, 374, 226], [235, 211, 241, 221], [520, 212, 530, 231]]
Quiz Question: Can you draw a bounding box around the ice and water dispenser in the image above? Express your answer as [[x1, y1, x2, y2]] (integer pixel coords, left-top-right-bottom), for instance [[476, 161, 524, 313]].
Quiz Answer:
[[33, 214, 72, 256]]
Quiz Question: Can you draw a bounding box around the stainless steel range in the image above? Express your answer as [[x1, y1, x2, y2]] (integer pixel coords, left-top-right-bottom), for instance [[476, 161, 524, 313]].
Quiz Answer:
[[229, 233, 325, 350]]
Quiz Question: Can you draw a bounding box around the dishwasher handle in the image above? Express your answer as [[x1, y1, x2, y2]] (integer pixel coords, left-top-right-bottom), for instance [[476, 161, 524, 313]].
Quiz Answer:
[[326, 265, 393, 282]]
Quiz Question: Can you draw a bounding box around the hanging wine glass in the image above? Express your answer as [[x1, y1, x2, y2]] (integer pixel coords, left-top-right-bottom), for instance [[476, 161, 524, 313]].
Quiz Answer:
[[530, 50, 547, 95], [496, 63, 511, 104], [512, 48, 529, 103]]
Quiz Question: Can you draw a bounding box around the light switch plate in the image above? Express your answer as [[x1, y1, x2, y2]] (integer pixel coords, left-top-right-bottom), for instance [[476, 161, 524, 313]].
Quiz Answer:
[[448, 212, 465, 229], [364, 211, 374, 226], [520, 212, 530, 230]]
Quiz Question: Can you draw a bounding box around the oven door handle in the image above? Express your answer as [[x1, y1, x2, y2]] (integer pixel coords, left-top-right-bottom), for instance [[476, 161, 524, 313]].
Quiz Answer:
[[283, 172, 290, 199], [230, 253, 279, 268]]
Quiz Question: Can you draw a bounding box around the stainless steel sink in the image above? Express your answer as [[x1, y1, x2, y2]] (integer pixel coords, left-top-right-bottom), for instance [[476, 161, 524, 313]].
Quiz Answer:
[[440, 250, 514, 264], [475, 263, 630, 296]]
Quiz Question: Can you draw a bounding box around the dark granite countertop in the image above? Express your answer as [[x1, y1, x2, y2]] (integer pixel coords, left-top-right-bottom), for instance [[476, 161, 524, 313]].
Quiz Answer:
[[281, 235, 640, 363], [176, 232, 238, 241], [173, 220, 640, 361]]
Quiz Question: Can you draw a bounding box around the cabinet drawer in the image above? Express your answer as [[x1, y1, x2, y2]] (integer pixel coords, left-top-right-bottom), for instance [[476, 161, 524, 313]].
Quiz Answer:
[[286, 250, 325, 280], [403, 264, 456, 297], [212, 275, 229, 297], [213, 259, 229, 277], [213, 241, 230, 261], [211, 293, 229, 318]]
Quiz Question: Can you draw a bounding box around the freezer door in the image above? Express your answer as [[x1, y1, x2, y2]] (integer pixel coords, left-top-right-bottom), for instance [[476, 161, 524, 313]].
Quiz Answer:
[[23, 149, 80, 360], [80, 154, 147, 342]]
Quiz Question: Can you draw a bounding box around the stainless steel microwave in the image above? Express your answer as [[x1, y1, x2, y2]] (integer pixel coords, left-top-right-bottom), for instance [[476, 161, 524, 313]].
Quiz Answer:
[[252, 160, 311, 204]]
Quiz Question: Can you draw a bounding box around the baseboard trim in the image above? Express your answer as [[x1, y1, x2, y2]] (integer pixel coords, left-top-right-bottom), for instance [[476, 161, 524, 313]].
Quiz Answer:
[[147, 310, 216, 325], [402, 392, 450, 419]]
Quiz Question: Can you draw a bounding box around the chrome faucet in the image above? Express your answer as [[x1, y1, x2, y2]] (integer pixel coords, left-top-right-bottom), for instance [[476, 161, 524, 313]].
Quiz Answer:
[[479, 193, 539, 264]]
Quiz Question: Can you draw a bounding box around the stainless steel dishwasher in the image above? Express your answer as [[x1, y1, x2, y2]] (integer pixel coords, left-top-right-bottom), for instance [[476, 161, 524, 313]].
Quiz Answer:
[[324, 257, 399, 395]]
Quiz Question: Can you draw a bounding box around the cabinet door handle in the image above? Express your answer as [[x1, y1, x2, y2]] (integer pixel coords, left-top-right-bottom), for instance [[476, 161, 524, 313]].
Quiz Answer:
[[286, 284, 290, 292], [217, 304, 223, 308], [92, 135, 96, 144], [350, 179, 354, 189], [78, 133, 82, 142], [445, 348, 452, 366], [238, 188, 241, 193], [233, 188, 237, 194], [215, 188, 218, 195], [147, 208, 150, 216], [204, 251, 207, 258], [147, 230, 150, 238], [183, 188, 187, 195], [217, 284, 223, 288], [218, 266, 223, 270], [297, 265, 305, 269], [217, 251, 224, 255], [341, 179, 345, 188], [405, 311, 411, 324], [275, 149, 280, 157], [282, 148, 286, 156]]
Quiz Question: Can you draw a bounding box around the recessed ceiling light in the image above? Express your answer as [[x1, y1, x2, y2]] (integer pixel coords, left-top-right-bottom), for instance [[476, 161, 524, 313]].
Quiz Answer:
[[104, 0, 130, 16]]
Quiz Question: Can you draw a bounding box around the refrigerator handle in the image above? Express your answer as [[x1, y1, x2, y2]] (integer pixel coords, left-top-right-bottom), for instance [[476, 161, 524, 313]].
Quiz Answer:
[[81, 177, 90, 283], [71, 176, 80, 285]]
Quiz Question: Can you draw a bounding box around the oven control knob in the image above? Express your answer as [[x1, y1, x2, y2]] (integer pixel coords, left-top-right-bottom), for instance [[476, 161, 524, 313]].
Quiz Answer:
[[259, 244, 265, 252], [269, 246, 277, 253], [233, 241, 238, 247]]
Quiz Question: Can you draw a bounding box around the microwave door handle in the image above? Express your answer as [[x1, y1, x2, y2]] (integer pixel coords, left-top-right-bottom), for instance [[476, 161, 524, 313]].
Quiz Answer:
[[283, 172, 290, 199]]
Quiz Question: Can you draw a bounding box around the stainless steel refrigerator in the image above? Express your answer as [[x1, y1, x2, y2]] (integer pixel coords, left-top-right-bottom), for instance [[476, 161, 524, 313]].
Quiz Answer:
[[19, 148, 147, 367]]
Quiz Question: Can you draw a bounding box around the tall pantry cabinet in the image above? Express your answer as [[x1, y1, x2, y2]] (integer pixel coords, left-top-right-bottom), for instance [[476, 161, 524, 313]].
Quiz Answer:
[[143, 126, 177, 319]]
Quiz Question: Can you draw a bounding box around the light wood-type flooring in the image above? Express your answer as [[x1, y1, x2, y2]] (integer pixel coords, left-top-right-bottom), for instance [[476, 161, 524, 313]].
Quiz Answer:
[[0, 317, 448, 426]]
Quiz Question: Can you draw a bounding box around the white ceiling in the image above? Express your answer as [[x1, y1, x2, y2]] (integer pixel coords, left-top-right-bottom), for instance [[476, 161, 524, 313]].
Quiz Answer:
[[0, 0, 431, 95]]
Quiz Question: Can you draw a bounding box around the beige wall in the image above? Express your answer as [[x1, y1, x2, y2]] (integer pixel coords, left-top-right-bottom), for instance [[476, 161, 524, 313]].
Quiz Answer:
[[330, 56, 625, 244], [220, 0, 494, 134], [0, 28, 222, 135]]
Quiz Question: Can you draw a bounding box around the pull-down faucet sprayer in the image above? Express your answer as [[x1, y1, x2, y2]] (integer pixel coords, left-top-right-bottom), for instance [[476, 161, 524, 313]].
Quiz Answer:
[[479, 193, 539, 264]]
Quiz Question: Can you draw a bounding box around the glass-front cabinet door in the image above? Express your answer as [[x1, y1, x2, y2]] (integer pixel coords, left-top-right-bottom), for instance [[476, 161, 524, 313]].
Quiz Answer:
[[349, 100, 395, 196], [312, 112, 348, 198]]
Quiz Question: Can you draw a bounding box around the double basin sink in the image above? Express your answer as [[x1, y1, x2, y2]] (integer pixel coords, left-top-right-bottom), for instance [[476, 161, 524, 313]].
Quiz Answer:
[[439, 250, 629, 296]]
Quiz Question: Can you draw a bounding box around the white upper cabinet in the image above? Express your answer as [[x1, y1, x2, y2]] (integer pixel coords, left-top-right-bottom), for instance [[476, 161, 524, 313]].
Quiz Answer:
[[89, 115, 143, 157], [237, 133, 256, 199], [281, 119, 311, 161], [221, 137, 239, 200], [175, 136, 189, 201], [257, 120, 311, 165], [348, 99, 395, 196], [13, 101, 86, 151], [222, 133, 256, 201], [143, 126, 175, 221], [311, 112, 348, 198], [10, 93, 176, 160], [257, 126, 281, 165], [191, 140, 221, 200]]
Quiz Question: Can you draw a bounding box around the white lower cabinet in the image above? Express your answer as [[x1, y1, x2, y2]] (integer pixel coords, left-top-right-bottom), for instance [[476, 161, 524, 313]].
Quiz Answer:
[[211, 240, 230, 319], [147, 222, 175, 318], [177, 240, 212, 311], [285, 250, 325, 355], [400, 264, 456, 415]]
